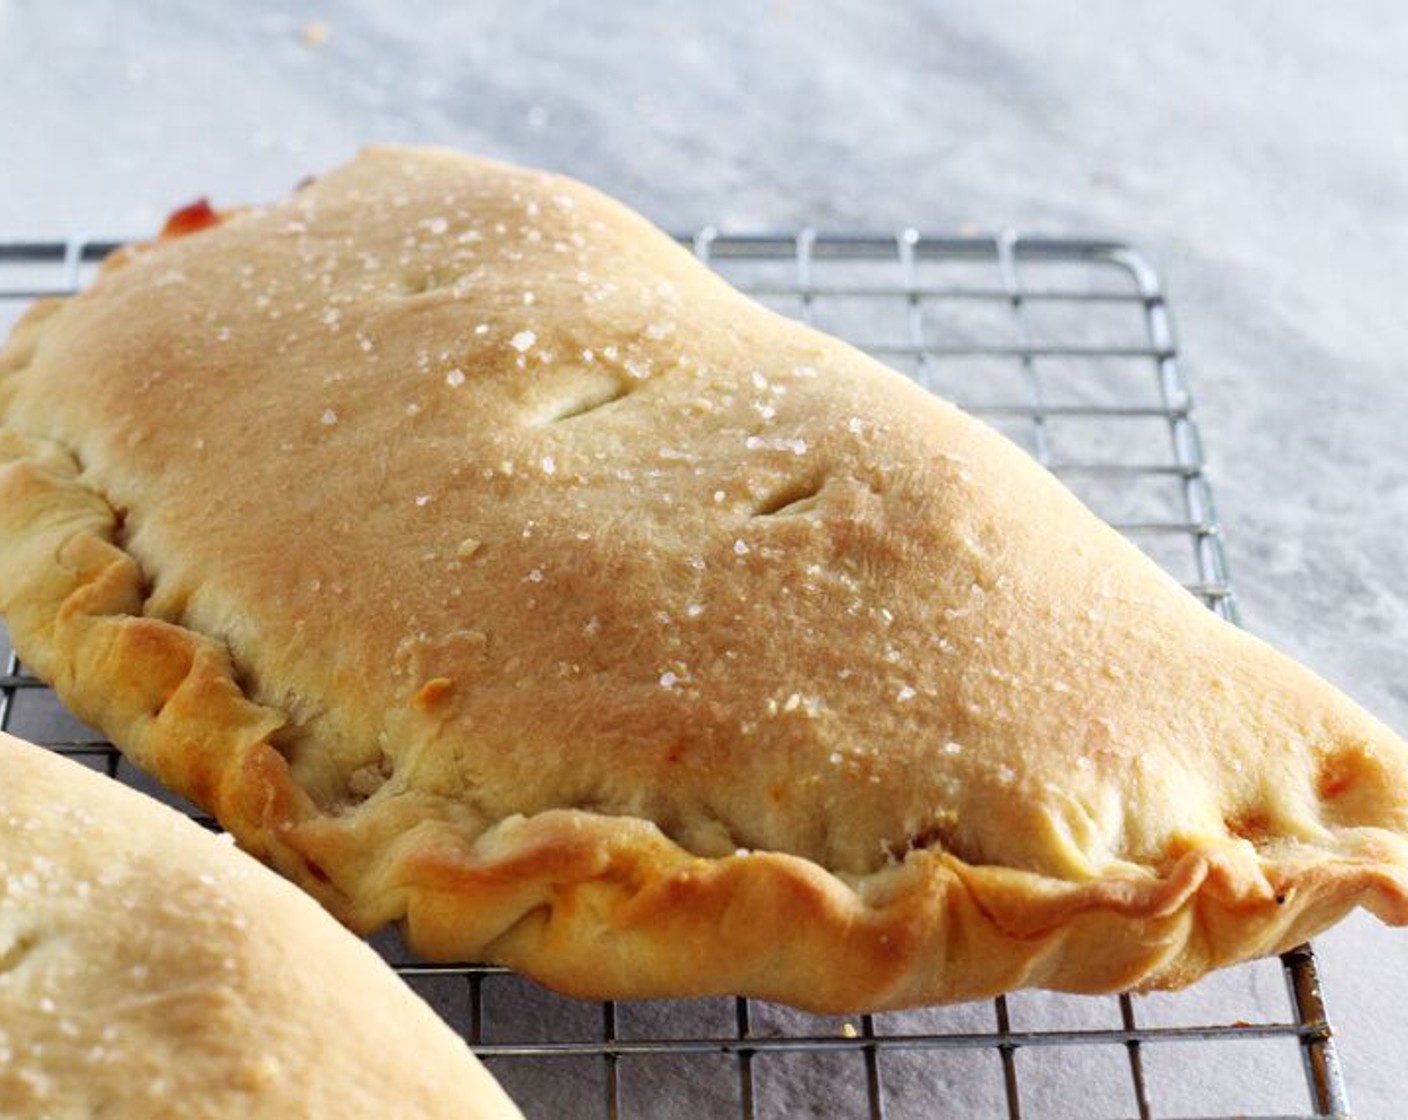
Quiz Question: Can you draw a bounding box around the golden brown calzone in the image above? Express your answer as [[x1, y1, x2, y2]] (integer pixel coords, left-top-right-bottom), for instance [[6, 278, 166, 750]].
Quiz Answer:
[[1, 146, 1406, 1011]]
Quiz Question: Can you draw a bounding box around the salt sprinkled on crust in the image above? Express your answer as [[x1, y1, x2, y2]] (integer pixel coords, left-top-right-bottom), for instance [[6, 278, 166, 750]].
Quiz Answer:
[[510, 330, 536, 352], [320, 408, 338, 426], [745, 436, 809, 456]]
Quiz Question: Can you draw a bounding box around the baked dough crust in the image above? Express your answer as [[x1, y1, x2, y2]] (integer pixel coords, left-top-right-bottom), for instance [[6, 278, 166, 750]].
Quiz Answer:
[[0, 731, 521, 1118], [2, 146, 1406, 1011]]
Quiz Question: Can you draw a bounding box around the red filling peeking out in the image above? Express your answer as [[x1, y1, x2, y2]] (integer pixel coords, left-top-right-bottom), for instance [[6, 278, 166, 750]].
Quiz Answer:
[[160, 198, 221, 239]]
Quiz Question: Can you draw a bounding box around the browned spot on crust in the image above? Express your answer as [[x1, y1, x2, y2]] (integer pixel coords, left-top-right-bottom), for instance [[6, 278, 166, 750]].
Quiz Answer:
[[413, 677, 454, 709], [1224, 812, 1271, 843], [1318, 758, 1354, 801], [908, 821, 957, 854]]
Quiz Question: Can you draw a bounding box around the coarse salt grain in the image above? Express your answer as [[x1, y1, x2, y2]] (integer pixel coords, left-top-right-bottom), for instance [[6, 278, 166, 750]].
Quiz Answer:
[[446, 368, 466, 387], [510, 330, 536, 352], [745, 435, 808, 455], [320, 408, 338, 426]]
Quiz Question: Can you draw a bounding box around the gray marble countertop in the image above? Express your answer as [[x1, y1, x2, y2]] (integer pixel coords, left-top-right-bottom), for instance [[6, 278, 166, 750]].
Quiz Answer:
[[2, 2, 1405, 1116]]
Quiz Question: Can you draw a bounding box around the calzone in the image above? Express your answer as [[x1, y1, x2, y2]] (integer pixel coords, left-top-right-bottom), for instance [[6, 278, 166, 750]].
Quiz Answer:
[[1, 146, 1405, 1012], [0, 731, 522, 1118]]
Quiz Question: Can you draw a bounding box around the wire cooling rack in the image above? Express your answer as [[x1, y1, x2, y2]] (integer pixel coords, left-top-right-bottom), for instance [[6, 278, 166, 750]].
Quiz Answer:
[[0, 231, 1351, 1119]]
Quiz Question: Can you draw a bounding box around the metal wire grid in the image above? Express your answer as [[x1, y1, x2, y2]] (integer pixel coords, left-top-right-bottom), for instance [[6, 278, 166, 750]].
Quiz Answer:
[[0, 232, 1351, 1119]]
